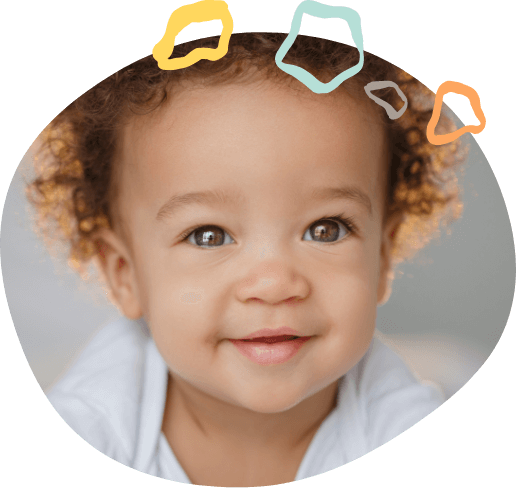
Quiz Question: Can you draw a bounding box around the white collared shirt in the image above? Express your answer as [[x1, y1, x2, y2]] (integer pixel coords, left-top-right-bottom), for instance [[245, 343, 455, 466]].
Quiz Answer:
[[47, 317, 443, 483]]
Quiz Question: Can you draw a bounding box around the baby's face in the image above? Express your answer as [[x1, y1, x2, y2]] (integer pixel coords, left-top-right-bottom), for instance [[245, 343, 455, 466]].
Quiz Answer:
[[108, 79, 393, 413]]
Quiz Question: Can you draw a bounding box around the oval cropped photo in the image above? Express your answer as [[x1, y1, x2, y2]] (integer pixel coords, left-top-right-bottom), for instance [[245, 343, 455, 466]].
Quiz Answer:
[[2, 32, 514, 487]]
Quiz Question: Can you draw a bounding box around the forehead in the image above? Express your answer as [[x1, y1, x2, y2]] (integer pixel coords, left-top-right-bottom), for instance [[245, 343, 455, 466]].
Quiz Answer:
[[117, 79, 388, 217], [122, 79, 385, 158]]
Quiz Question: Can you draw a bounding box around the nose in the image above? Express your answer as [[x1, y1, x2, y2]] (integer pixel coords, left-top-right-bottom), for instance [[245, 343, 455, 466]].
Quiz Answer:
[[236, 260, 310, 305]]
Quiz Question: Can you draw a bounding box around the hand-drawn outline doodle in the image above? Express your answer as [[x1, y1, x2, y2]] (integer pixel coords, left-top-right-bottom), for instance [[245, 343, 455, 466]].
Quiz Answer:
[[153, 0, 233, 71], [427, 81, 486, 145], [364, 81, 408, 120], [275, 0, 364, 94]]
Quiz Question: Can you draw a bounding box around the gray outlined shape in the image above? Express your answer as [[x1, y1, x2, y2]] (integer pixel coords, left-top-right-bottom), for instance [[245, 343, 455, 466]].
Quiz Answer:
[[364, 81, 408, 120]]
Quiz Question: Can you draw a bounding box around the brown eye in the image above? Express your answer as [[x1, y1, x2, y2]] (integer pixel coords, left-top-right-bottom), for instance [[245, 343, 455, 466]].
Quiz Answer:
[[192, 226, 225, 247], [311, 220, 339, 242]]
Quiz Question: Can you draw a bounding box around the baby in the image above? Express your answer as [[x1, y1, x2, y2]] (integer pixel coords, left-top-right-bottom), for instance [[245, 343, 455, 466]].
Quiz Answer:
[[29, 33, 464, 487]]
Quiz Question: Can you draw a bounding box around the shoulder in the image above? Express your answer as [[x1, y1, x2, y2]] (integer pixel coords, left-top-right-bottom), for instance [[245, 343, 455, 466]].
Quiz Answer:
[[46, 316, 151, 464], [354, 332, 445, 402], [350, 332, 444, 450], [46, 389, 128, 462]]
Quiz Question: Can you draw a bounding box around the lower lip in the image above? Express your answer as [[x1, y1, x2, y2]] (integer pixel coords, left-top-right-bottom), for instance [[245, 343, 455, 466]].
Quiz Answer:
[[229, 337, 312, 365]]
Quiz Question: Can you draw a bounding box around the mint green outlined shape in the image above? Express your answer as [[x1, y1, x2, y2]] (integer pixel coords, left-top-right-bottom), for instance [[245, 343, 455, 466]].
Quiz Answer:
[[275, 0, 364, 94], [364, 81, 408, 120]]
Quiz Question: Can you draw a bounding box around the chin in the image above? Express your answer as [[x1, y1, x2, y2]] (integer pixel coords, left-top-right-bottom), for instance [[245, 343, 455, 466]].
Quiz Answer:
[[234, 386, 307, 414]]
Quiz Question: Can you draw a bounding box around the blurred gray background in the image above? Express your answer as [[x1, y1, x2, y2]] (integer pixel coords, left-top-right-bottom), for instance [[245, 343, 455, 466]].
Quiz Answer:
[[1, 116, 514, 400]]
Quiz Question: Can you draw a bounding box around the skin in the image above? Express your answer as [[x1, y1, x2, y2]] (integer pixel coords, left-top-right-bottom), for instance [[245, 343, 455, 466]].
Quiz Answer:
[[96, 78, 400, 486]]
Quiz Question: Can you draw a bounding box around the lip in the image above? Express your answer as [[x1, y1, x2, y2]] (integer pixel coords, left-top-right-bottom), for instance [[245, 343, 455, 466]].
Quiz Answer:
[[239, 326, 303, 340], [230, 337, 312, 365]]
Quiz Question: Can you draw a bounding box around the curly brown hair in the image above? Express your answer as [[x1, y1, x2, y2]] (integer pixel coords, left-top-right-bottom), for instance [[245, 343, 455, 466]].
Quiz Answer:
[[27, 33, 465, 276]]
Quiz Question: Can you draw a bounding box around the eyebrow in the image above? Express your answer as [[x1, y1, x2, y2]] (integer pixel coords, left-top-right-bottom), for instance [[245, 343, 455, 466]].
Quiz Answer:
[[156, 185, 372, 221]]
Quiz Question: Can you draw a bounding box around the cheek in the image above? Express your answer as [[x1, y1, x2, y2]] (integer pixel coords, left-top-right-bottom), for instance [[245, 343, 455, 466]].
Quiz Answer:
[[147, 281, 211, 332], [179, 289, 204, 304], [314, 269, 378, 376], [322, 270, 378, 326], [314, 245, 381, 333], [320, 241, 381, 296]]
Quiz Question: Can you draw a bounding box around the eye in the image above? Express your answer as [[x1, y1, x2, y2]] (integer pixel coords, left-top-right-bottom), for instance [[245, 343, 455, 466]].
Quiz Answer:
[[180, 215, 356, 249], [306, 215, 354, 244]]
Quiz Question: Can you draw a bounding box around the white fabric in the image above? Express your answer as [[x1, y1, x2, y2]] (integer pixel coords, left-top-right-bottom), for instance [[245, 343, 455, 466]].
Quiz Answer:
[[46, 317, 444, 482]]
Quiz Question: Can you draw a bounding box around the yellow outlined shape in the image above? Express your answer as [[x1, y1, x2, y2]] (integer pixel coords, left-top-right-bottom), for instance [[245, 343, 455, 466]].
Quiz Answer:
[[153, 0, 233, 71], [427, 81, 486, 145]]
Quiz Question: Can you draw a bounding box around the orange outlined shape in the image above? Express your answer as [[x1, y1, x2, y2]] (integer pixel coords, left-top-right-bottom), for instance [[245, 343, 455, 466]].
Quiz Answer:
[[153, 0, 233, 71], [427, 81, 486, 145]]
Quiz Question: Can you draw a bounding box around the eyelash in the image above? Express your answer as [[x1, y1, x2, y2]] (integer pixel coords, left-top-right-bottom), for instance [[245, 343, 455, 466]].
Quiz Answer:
[[178, 213, 358, 246]]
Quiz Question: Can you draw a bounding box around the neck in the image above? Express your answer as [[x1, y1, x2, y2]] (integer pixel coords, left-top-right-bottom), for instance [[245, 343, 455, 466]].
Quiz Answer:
[[162, 373, 339, 452]]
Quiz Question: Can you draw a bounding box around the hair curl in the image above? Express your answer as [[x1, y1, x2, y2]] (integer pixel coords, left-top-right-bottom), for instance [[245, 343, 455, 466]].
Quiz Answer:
[[27, 33, 466, 275]]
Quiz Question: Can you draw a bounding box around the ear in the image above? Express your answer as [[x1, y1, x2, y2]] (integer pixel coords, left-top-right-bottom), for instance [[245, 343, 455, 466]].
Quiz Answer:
[[377, 213, 404, 306], [93, 228, 143, 320]]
